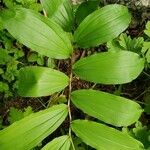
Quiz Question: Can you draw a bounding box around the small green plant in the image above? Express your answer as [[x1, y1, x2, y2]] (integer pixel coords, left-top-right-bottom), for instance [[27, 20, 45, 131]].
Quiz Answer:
[[0, 30, 25, 97], [3, 0, 42, 12], [107, 33, 144, 54], [142, 21, 150, 65], [0, 0, 148, 149], [8, 106, 33, 124]]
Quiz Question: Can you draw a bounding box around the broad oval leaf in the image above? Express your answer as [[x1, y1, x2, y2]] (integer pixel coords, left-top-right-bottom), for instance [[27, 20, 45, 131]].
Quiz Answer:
[[41, 0, 74, 32], [0, 8, 72, 59], [42, 135, 71, 150], [74, 4, 131, 48], [71, 90, 143, 127], [18, 66, 69, 97], [75, 0, 99, 25], [144, 21, 150, 37], [0, 104, 68, 150], [73, 51, 144, 84], [71, 120, 144, 150]]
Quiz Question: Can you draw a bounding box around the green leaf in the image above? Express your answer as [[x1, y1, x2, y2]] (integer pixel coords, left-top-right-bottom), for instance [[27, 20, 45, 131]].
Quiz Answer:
[[47, 58, 55, 68], [132, 122, 150, 149], [28, 53, 38, 62], [142, 42, 150, 63], [118, 33, 144, 53], [41, 0, 74, 32], [0, 104, 68, 150], [144, 21, 150, 37], [71, 120, 144, 150], [0, 49, 10, 64], [71, 89, 143, 127], [75, 0, 99, 25], [37, 56, 44, 66], [73, 51, 144, 84], [74, 4, 131, 48], [107, 33, 144, 54], [18, 66, 69, 97], [1, 8, 72, 59], [0, 17, 4, 30], [0, 68, 4, 74], [8, 107, 24, 124], [23, 106, 33, 117], [41, 135, 71, 150], [0, 82, 9, 92], [107, 39, 122, 52], [3, 0, 14, 8], [29, 3, 43, 12], [8, 106, 33, 124]]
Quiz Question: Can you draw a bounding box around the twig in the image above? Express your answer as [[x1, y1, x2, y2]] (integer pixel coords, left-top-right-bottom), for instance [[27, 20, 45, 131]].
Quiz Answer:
[[67, 55, 76, 150], [134, 90, 147, 100], [143, 71, 150, 78], [37, 98, 47, 108]]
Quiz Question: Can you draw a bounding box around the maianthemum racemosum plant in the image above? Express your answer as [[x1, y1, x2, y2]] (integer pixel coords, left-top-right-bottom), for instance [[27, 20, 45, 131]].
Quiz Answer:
[[0, 0, 146, 149]]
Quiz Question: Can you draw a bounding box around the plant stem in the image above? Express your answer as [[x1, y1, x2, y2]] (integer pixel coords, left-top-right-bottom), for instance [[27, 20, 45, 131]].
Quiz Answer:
[[143, 71, 150, 78], [68, 55, 76, 150], [68, 70, 73, 123]]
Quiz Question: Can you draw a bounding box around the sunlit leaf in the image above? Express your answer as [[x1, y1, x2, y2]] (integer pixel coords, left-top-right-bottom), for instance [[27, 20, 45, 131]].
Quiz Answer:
[[71, 89, 143, 126], [8, 107, 24, 124], [142, 42, 150, 63], [41, 0, 74, 31], [74, 4, 131, 48], [18, 66, 69, 97], [0, 8, 72, 59], [0, 104, 68, 150], [71, 120, 144, 150], [144, 21, 150, 37], [75, 0, 99, 25], [42, 135, 71, 150], [73, 51, 144, 84]]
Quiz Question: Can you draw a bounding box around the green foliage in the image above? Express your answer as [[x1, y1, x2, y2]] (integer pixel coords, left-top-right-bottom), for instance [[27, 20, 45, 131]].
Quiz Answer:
[[119, 34, 144, 53], [27, 52, 55, 67], [71, 89, 143, 127], [0, 1, 148, 150], [73, 51, 144, 84], [123, 122, 150, 149], [0, 82, 9, 94], [107, 33, 144, 54], [8, 106, 33, 124], [75, 0, 99, 25], [8, 107, 24, 124], [71, 120, 144, 150], [41, 0, 74, 32], [28, 52, 45, 66], [0, 7, 73, 59], [0, 104, 68, 150], [142, 21, 150, 63], [3, 0, 42, 12], [0, 30, 25, 97], [131, 122, 150, 149], [72, 137, 87, 150], [145, 21, 150, 37], [41, 135, 71, 150], [18, 67, 69, 97], [74, 4, 131, 48], [48, 95, 67, 107], [142, 42, 150, 63]]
